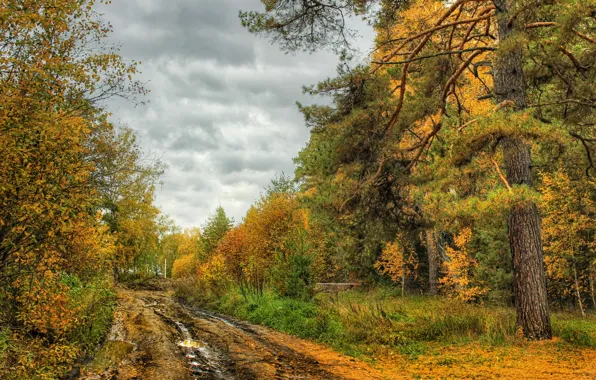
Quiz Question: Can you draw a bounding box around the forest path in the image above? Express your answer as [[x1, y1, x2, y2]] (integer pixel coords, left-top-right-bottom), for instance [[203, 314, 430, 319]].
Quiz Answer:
[[80, 284, 387, 380]]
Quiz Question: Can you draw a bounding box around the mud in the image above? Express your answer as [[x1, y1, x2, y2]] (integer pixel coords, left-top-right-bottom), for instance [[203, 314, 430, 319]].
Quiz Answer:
[[80, 286, 384, 380]]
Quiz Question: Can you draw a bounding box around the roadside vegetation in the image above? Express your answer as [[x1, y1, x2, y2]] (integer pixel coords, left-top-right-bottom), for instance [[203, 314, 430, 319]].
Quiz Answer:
[[176, 283, 595, 375], [0, 1, 165, 378], [173, 0, 596, 376], [171, 172, 595, 375], [182, 288, 595, 354]]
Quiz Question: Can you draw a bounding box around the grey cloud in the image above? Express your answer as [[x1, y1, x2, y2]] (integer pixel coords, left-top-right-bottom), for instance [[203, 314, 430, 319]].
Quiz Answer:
[[214, 151, 287, 175], [169, 129, 218, 152], [99, 0, 372, 227], [101, 0, 257, 64]]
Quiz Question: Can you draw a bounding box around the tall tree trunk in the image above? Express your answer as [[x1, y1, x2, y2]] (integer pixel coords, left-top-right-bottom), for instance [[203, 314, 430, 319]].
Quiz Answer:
[[401, 268, 405, 297], [113, 263, 120, 282], [425, 229, 441, 295], [493, 0, 552, 340], [573, 264, 586, 316], [589, 267, 596, 308]]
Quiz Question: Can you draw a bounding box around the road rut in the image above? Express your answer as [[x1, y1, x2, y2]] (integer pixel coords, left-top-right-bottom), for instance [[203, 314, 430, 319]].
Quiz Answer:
[[80, 286, 385, 380]]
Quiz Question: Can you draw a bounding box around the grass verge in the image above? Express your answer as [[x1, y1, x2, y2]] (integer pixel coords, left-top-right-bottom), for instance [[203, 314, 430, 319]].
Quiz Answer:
[[175, 282, 595, 361]]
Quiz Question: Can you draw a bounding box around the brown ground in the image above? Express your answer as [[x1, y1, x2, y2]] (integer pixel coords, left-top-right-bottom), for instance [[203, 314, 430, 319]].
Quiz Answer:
[[80, 284, 596, 380], [80, 285, 384, 380]]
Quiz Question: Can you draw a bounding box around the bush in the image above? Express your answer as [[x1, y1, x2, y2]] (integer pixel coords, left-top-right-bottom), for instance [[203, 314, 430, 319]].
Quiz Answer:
[[269, 242, 315, 300], [197, 253, 231, 297], [172, 254, 197, 279], [0, 274, 116, 379], [65, 275, 117, 354]]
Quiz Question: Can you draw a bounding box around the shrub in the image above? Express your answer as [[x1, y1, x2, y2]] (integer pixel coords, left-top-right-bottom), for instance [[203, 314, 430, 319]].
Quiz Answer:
[[0, 274, 116, 379], [65, 275, 117, 354], [197, 253, 231, 297], [172, 254, 197, 279], [269, 230, 316, 299]]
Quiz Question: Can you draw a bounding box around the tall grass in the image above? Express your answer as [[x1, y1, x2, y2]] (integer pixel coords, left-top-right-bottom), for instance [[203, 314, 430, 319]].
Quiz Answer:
[[175, 283, 596, 358], [322, 290, 518, 347]]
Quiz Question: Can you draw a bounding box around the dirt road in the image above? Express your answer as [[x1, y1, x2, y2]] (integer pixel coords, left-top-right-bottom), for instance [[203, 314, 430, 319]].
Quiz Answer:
[[80, 285, 385, 380]]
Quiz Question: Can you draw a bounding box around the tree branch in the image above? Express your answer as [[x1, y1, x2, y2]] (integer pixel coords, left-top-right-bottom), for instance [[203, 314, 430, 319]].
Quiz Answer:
[[491, 157, 512, 192], [372, 46, 495, 65]]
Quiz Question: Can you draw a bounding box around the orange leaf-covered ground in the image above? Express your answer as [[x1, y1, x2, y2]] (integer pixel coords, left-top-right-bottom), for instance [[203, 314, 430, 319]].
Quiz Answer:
[[370, 340, 596, 379]]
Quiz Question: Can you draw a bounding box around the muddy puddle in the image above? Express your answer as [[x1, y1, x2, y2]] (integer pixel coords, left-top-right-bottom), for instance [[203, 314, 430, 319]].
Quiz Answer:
[[80, 286, 385, 380], [174, 321, 229, 379], [144, 297, 231, 379]]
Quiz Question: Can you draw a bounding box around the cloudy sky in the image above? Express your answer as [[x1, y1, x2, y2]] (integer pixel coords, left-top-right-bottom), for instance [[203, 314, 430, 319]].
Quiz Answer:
[[98, 0, 373, 228]]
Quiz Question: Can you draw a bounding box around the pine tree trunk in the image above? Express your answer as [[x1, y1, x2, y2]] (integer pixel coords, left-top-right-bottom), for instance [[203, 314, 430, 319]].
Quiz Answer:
[[425, 229, 441, 295], [493, 0, 552, 340]]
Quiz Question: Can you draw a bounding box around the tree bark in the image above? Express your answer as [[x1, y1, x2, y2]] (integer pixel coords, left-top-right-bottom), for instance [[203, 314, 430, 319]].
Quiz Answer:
[[425, 229, 441, 295], [493, 0, 552, 339]]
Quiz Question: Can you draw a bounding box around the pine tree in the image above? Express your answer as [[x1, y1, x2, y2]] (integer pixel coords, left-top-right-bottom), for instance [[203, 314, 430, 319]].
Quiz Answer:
[[241, 0, 596, 339], [200, 206, 233, 260]]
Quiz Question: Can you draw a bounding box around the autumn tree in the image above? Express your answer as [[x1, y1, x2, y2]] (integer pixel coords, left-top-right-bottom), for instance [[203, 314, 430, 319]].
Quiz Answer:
[[167, 226, 202, 278], [440, 228, 489, 302], [199, 206, 233, 260], [93, 125, 165, 278], [1, 0, 142, 310], [214, 225, 248, 286], [172, 253, 197, 279], [375, 234, 418, 296], [243, 193, 309, 294], [242, 0, 596, 340], [209, 177, 314, 297], [541, 169, 596, 314], [0, 0, 149, 375]]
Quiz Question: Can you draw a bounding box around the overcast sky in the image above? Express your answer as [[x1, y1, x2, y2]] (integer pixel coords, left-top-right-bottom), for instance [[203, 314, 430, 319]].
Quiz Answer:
[[98, 0, 373, 228]]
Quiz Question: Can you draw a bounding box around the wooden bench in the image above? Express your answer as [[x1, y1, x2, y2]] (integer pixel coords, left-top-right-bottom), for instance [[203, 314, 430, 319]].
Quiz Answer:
[[315, 282, 362, 292]]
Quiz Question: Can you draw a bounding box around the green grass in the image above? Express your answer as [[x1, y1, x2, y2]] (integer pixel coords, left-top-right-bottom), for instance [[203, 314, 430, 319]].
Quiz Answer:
[[176, 284, 596, 359], [552, 314, 595, 347]]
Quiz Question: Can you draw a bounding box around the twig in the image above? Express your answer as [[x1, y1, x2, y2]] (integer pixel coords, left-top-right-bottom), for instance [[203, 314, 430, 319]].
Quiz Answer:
[[457, 119, 478, 131], [491, 157, 512, 192]]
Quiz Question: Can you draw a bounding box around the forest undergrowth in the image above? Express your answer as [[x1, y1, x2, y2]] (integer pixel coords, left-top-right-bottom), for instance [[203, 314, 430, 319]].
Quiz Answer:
[[176, 283, 596, 365]]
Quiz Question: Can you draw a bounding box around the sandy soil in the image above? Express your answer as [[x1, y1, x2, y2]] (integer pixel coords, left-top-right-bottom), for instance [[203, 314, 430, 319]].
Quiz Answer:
[[80, 285, 384, 380]]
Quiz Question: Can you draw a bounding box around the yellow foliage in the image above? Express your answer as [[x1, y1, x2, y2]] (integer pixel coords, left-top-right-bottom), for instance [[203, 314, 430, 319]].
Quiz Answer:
[[375, 235, 418, 295], [373, 0, 496, 164], [197, 254, 230, 296], [440, 228, 488, 302], [172, 254, 197, 279], [0, 0, 146, 376], [540, 170, 595, 310], [241, 193, 309, 292], [179, 228, 202, 257], [215, 225, 248, 282]]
